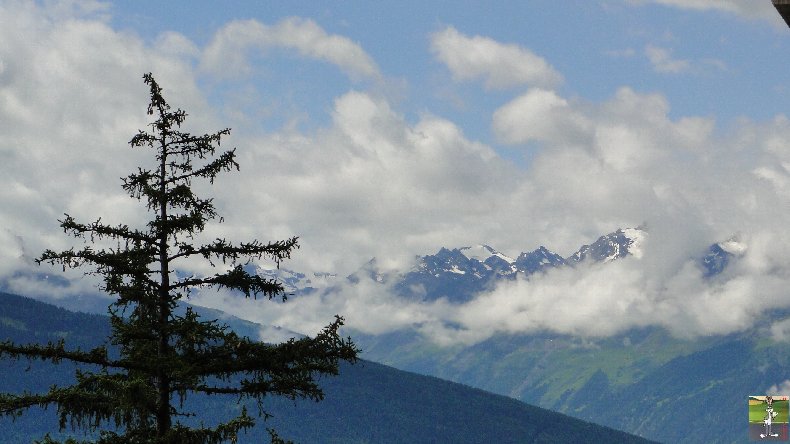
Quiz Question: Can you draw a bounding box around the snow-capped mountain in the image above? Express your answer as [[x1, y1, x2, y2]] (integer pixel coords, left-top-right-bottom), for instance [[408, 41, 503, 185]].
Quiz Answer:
[[514, 246, 567, 274], [249, 226, 743, 304], [393, 247, 503, 302], [252, 265, 337, 294], [700, 237, 746, 277], [567, 227, 646, 264], [459, 245, 516, 273], [390, 228, 647, 302]]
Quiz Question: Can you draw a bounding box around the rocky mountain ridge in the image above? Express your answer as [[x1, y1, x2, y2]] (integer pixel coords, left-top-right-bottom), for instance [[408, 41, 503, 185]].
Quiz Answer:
[[255, 227, 744, 303]]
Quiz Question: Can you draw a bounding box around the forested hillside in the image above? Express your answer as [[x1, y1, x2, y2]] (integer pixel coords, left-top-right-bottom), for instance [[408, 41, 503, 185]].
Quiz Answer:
[[0, 292, 655, 443]]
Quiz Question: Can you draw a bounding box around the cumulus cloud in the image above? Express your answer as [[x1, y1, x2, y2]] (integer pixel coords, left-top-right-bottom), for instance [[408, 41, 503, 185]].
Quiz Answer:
[[451, 256, 789, 342], [225, 90, 518, 273], [628, 0, 782, 24], [230, 83, 790, 344], [2, 3, 790, 347], [493, 85, 716, 171], [201, 17, 380, 80], [492, 88, 591, 145], [430, 26, 562, 90], [0, 1, 210, 297], [190, 278, 451, 341]]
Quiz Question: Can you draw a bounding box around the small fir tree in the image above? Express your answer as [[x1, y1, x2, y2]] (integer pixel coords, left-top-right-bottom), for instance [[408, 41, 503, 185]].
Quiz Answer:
[[0, 73, 357, 443]]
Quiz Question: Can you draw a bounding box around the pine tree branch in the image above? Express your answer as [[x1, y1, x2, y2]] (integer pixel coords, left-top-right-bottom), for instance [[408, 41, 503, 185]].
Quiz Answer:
[[170, 265, 285, 299], [47, 215, 157, 245], [163, 129, 231, 157], [0, 340, 142, 370], [177, 317, 357, 380], [38, 247, 162, 296], [1, 372, 158, 435], [0, 340, 108, 365], [168, 237, 299, 265], [158, 414, 255, 444], [164, 149, 238, 185]]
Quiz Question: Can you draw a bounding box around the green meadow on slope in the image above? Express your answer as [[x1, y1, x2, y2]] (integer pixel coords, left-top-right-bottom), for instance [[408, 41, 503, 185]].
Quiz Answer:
[[355, 322, 790, 443]]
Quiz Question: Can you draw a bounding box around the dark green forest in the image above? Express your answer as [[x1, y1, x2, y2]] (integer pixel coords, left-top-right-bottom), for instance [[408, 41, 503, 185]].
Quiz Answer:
[[0, 292, 655, 443]]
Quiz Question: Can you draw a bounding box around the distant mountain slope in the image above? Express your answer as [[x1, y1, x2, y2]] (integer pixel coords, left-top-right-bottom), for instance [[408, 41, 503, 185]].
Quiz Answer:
[[226, 226, 761, 443], [0, 292, 655, 443], [355, 323, 790, 444], [572, 332, 790, 444]]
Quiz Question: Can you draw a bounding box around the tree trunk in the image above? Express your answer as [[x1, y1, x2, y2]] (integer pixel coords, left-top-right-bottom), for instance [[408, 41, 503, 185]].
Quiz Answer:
[[156, 141, 171, 437]]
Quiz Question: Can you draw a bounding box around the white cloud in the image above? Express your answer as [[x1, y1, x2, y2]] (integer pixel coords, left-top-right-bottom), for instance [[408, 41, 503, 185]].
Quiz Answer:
[[2, 3, 790, 347], [155, 31, 201, 59], [197, 231, 790, 345], [226, 90, 518, 273], [492, 88, 591, 145], [644, 45, 726, 75], [430, 26, 562, 90], [645, 45, 691, 74], [192, 278, 449, 340], [195, 89, 790, 343], [270, 84, 789, 343], [770, 318, 790, 342], [201, 17, 380, 80], [0, 1, 209, 295], [626, 0, 787, 28], [628, 0, 782, 25], [492, 86, 716, 173]]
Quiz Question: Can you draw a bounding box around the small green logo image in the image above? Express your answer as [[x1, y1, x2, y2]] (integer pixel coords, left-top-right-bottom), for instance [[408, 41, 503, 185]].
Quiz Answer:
[[750, 395, 789, 441]]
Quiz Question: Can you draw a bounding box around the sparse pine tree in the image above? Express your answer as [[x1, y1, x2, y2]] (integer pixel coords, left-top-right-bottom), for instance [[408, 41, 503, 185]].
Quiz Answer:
[[0, 73, 357, 443]]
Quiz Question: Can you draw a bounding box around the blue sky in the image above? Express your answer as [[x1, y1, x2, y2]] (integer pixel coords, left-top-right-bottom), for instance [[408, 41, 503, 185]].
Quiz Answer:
[[106, 1, 788, 137], [1, 0, 789, 341]]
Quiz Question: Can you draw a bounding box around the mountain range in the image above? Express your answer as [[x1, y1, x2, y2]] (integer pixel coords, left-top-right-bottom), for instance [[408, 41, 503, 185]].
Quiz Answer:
[[257, 226, 741, 303], [249, 227, 771, 443], [0, 226, 768, 443]]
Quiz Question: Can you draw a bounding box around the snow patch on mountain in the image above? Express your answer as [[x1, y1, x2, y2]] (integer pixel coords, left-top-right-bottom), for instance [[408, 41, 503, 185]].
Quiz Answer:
[[449, 265, 466, 275], [254, 266, 337, 293], [459, 244, 514, 264]]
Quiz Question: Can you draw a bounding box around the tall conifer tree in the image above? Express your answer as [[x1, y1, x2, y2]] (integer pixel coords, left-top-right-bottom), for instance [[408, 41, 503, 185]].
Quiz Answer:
[[0, 73, 357, 443]]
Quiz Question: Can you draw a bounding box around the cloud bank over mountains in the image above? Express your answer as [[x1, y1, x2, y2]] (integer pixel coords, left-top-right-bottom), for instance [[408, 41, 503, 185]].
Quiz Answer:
[[1, 1, 788, 342]]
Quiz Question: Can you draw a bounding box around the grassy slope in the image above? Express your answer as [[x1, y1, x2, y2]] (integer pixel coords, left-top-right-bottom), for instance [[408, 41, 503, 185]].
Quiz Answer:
[[354, 324, 790, 443], [355, 327, 714, 408]]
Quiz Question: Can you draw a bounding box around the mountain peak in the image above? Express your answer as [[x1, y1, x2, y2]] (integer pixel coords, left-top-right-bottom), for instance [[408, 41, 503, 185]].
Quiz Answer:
[[515, 246, 566, 274], [701, 235, 746, 278], [568, 227, 647, 264]]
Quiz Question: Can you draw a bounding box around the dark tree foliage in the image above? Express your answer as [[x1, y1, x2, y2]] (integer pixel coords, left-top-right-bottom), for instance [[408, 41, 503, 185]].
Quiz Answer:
[[0, 74, 358, 443]]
